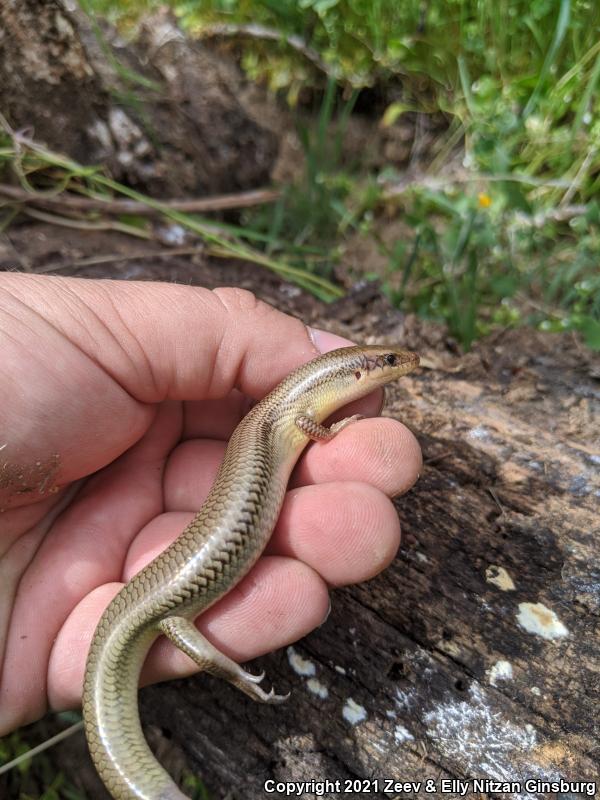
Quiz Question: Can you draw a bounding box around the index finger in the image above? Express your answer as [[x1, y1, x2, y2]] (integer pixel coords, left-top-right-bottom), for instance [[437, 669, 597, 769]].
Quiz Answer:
[[1, 275, 353, 402]]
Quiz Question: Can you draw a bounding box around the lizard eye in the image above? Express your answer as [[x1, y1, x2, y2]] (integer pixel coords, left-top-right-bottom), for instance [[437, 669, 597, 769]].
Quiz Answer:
[[385, 354, 397, 366]]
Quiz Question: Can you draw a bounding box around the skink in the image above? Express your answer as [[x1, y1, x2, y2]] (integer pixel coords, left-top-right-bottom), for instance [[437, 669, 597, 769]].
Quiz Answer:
[[82, 344, 419, 800]]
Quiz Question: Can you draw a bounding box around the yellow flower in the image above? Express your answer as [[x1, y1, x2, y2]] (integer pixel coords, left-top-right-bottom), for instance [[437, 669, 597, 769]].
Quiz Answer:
[[478, 192, 492, 208]]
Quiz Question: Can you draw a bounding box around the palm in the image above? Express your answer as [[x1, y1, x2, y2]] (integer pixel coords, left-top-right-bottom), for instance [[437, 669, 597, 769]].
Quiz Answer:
[[1, 386, 259, 724]]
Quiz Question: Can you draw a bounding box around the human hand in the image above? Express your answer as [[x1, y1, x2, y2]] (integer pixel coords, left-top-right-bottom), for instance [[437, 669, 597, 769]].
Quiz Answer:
[[0, 274, 421, 734]]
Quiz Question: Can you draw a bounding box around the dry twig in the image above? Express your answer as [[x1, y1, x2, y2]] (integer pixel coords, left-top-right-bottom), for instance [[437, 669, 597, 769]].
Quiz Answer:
[[0, 184, 280, 216]]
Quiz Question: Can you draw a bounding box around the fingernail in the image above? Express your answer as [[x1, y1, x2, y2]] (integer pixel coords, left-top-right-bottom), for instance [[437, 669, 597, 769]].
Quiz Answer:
[[308, 327, 355, 354], [319, 596, 332, 626]]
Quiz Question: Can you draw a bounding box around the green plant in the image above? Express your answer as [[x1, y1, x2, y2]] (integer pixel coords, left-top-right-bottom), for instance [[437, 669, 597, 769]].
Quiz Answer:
[[375, 183, 600, 349], [182, 772, 211, 800], [243, 78, 360, 264], [0, 715, 86, 800]]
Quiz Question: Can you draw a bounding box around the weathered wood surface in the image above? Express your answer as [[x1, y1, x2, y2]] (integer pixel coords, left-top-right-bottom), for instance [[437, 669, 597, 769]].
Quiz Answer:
[[2, 231, 591, 800]]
